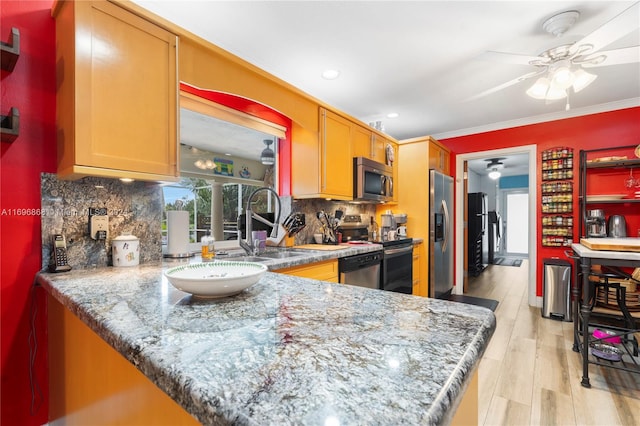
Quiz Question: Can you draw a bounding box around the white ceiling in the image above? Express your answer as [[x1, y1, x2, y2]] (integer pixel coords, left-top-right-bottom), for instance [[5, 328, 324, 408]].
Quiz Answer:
[[134, 0, 639, 144]]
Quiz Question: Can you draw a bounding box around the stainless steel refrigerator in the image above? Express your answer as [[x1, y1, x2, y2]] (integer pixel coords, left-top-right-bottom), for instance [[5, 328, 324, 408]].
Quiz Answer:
[[429, 170, 454, 299]]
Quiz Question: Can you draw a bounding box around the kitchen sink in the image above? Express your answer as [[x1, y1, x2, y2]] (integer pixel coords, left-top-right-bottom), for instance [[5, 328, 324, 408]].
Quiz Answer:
[[217, 250, 307, 263], [258, 251, 306, 259], [219, 255, 271, 262]]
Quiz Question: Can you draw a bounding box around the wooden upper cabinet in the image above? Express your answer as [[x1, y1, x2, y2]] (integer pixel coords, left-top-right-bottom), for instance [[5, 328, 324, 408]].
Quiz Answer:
[[429, 138, 451, 175], [318, 108, 353, 199], [351, 125, 373, 159], [54, 0, 178, 181], [371, 134, 388, 163], [351, 125, 387, 164]]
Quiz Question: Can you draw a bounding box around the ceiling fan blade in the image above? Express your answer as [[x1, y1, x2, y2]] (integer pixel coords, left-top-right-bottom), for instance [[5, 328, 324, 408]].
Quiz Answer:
[[579, 46, 640, 67], [478, 51, 549, 66], [569, 2, 640, 56], [464, 70, 544, 102]]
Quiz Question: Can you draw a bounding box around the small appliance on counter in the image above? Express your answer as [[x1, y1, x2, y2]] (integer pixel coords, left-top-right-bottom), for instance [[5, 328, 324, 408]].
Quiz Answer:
[[607, 215, 627, 238], [380, 211, 397, 241], [394, 213, 408, 237], [586, 209, 607, 238]]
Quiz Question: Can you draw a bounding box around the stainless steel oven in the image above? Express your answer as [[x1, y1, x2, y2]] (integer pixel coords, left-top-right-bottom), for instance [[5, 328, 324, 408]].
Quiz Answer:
[[381, 239, 413, 294]]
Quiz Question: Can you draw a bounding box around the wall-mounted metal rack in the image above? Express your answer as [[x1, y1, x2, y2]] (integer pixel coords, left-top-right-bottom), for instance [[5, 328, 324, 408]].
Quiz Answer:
[[1, 27, 20, 72]]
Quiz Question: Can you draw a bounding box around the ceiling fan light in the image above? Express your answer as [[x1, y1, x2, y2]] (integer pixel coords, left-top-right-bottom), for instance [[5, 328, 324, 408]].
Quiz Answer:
[[572, 69, 597, 93], [526, 78, 550, 100], [546, 83, 567, 100], [488, 169, 501, 180], [551, 66, 574, 89], [260, 139, 276, 165]]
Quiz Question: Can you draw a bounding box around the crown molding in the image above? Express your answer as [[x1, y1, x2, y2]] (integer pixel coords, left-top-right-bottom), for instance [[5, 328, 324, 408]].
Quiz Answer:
[[433, 98, 640, 140]]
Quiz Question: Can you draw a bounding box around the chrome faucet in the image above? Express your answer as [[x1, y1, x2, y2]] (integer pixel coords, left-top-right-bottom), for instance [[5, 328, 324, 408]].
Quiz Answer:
[[239, 187, 281, 255]]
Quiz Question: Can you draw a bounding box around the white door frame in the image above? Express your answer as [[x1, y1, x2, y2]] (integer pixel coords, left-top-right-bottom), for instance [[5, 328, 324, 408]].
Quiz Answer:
[[455, 144, 539, 307]]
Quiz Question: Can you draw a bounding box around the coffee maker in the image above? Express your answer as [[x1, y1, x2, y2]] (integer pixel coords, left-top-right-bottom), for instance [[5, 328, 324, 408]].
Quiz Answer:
[[380, 212, 397, 241], [586, 209, 606, 238], [395, 213, 408, 237]]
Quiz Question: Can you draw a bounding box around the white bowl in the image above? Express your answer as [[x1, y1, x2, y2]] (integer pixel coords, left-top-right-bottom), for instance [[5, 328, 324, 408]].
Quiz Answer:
[[164, 261, 267, 298]]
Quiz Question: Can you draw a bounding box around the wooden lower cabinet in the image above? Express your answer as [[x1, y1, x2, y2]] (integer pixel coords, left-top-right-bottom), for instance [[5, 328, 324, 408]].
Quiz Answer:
[[412, 242, 424, 296], [275, 259, 339, 282], [451, 368, 479, 426], [48, 295, 198, 425]]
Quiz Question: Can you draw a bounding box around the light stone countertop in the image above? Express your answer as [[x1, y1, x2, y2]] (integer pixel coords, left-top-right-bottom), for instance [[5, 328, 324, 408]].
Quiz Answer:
[[571, 242, 640, 262], [37, 246, 495, 425]]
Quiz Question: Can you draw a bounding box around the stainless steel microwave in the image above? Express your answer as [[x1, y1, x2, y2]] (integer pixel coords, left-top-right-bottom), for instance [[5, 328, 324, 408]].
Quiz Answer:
[[353, 157, 393, 203]]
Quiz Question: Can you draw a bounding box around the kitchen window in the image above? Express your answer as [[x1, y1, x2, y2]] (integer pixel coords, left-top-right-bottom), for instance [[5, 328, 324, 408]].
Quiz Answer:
[[162, 178, 276, 248]]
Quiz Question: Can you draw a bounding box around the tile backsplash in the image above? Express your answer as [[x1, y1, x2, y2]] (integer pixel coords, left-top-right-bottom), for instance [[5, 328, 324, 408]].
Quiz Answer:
[[41, 173, 163, 270]]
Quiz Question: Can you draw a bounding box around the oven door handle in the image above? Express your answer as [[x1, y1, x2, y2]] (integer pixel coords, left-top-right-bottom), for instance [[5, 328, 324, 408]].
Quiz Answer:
[[384, 245, 413, 256]]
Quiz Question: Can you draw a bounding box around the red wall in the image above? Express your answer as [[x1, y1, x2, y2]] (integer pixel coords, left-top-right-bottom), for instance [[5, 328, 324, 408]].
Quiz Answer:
[[1, 3, 638, 423], [441, 107, 640, 297], [1, 1, 56, 424]]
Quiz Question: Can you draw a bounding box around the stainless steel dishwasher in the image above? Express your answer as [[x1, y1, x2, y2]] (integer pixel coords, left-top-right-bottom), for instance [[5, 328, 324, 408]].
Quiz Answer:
[[338, 251, 383, 289]]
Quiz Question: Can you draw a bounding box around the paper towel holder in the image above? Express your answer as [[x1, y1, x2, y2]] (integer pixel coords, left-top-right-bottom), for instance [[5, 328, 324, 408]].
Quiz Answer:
[[164, 208, 195, 259]]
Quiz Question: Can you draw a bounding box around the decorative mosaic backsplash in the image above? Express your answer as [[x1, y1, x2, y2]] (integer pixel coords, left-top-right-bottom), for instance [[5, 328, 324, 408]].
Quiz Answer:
[[41, 173, 163, 270]]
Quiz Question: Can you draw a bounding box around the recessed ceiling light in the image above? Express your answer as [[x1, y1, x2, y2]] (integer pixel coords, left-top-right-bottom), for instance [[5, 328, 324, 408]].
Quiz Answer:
[[386, 112, 399, 119], [321, 69, 340, 80]]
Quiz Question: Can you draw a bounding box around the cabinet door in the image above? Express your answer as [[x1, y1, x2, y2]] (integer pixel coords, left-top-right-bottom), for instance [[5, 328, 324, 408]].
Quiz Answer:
[[74, 1, 178, 177], [353, 127, 389, 164], [352, 125, 373, 159], [275, 259, 339, 282], [372, 134, 388, 164], [320, 108, 352, 199], [429, 140, 450, 174], [412, 246, 420, 295]]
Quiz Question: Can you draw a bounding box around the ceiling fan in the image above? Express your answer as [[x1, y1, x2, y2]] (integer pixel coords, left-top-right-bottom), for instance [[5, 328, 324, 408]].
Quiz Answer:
[[485, 158, 505, 180], [470, 2, 640, 108]]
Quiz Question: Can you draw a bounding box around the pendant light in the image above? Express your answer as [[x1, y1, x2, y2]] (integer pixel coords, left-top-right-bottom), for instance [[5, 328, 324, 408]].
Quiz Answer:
[[260, 139, 275, 165]]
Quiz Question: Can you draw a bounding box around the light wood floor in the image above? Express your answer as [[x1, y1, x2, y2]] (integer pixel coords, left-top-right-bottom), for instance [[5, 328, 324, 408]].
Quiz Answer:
[[466, 260, 640, 425]]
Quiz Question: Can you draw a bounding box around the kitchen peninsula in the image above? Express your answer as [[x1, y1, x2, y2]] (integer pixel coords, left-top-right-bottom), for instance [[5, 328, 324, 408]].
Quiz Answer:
[[37, 257, 495, 425]]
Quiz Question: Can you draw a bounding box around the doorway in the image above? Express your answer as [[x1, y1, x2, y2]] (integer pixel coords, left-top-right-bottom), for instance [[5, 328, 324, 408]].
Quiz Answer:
[[455, 145, 539, 307], [500, 189, 529, 256]]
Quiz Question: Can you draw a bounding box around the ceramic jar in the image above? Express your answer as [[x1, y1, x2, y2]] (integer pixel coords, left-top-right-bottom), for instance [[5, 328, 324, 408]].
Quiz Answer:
[[112, 233, 140, 267]]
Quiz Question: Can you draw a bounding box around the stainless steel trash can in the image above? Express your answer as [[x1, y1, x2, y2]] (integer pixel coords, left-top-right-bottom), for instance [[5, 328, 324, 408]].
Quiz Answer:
[[542, 258, 572, 322]]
